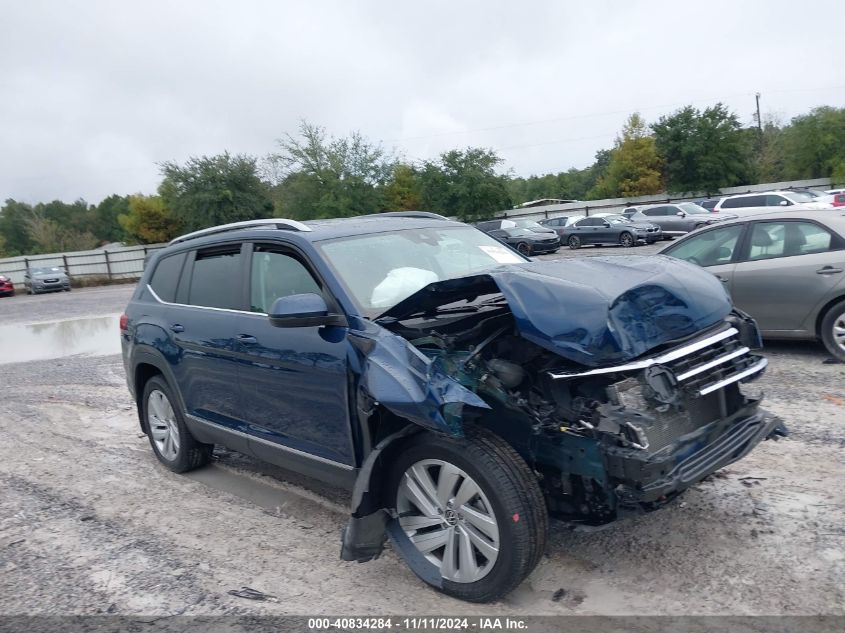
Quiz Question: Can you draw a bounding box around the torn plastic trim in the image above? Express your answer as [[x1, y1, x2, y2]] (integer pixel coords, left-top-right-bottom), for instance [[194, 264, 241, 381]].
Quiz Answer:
[[341, 424, 421, 563]]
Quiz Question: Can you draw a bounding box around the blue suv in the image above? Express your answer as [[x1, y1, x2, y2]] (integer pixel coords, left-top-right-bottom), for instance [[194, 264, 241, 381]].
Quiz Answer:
[[121, 212, 783, 602]]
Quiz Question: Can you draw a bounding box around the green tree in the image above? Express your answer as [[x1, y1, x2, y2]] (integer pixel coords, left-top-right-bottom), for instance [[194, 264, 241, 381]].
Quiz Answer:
[[780, 106, 845, 180], [418, 148, 512, 221], [652, 104, 753, 194], [588, 113, 663, 198], [25, 211, 98, 253], [0, 199, 36, 256], [268, 121, 395, 219], [383, 163, 422, 210], [93, 194, 130, 243], [159, 152, 272, 232], [119, 195, 183, 244]]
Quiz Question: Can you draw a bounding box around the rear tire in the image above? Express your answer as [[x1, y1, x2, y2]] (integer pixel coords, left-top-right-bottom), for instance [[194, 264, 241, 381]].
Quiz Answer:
[[141, 375, 211, 473], [568, 235, 581, 249], [820, 300, 845, 362], [388, 427, 547, 603]]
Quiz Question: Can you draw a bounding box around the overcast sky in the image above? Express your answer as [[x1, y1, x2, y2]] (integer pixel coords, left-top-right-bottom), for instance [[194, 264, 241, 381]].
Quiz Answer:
[[1, 0, 843, 205]]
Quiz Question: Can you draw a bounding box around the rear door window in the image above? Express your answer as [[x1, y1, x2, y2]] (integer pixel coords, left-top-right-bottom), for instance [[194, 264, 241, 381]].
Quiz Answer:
[[748, 221, 834, 261], [148, 252, 186, 303], [187, 246, 244, 310]]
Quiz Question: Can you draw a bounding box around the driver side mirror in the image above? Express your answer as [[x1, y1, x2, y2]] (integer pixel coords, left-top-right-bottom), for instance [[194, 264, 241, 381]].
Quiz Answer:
[[676, 211, 686, 217], [602, 221, 611, 227], [269, 293, 347, 328], [779, 200, 789, 206]]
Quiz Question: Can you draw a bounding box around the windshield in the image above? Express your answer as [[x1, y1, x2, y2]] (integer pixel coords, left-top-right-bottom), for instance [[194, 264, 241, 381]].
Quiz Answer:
[[31, 267, 62, 275], [317, 226, 526, 316], [784, 191, 815, 203], [678, 203, 710, 214]]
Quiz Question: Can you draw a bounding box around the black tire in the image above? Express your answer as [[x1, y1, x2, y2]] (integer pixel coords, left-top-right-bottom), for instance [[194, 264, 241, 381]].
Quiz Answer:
[[516, 242, 531, 256], [820, 300, 845, 362], [141, 375, 211, 473], [568, 235, 581, 250], [661, 235, 674, 241], [387, 427, 548, 603], [619, 232, 634, 248]]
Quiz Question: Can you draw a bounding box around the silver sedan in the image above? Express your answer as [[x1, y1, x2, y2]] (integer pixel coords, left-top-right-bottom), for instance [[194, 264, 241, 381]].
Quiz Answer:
[[660, 210, 845, 360]]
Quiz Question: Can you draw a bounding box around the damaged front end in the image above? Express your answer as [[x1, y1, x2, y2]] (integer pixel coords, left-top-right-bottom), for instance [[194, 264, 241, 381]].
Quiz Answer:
[[341, 256, 786, 561]]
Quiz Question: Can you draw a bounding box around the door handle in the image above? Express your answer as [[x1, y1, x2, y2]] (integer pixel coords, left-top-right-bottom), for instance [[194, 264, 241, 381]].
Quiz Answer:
[[237, 334, 258, 345], [170, 324, 184, 333], [816, 266, 843, 275]]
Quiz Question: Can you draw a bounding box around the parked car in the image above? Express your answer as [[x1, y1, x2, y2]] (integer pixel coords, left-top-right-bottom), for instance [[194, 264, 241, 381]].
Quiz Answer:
[[24, 266, 71, 294], [560, 214, 661, 249], [825, 188, 845, 196], [485, 226, 560, 255], [819, 192, 845, 207], [122, 213, 781, 602], [695, 199, 719, 212], [0, 274, 14, 297], [476, 218, 557, 237], [660, 210, 845, 361], [623, 203, 735, 238], [713, 190, 833, 213], [538, 215, 579, 236]]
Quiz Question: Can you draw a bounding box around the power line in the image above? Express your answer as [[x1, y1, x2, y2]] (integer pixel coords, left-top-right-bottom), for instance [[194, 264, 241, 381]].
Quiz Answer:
[[387, 85, 845, 144]]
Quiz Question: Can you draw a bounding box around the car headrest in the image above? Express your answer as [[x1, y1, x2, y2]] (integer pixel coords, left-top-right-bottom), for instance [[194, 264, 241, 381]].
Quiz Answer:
[[751, 230, 774, 246]]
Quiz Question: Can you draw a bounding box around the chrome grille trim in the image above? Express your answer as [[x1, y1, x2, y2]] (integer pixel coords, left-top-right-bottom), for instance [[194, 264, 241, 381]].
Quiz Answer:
[[549, 327, 738, 380], [675, 346, 750, 381], [698, 357, 768, 396]]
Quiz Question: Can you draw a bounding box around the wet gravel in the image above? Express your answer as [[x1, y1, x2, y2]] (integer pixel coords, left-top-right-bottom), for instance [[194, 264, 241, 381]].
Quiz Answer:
[[1, 268, 843, 616]]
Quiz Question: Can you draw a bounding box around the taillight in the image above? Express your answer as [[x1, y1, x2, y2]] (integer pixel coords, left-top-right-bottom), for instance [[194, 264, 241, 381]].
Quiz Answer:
[[119, 314, 129, 332]]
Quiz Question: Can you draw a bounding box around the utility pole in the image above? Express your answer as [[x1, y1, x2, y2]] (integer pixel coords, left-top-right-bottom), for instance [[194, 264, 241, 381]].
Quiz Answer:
[[755, 92, 763, 136]]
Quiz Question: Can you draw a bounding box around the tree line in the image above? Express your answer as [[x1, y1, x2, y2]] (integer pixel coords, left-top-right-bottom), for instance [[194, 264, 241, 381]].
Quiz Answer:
[[1, 104, 843, 257]]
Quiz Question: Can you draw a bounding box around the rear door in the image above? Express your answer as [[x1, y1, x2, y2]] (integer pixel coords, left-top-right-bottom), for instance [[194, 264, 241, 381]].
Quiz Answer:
[[731, 220, 845, 333], [573, 217, 601, 243], [166, 243, 246, 426]]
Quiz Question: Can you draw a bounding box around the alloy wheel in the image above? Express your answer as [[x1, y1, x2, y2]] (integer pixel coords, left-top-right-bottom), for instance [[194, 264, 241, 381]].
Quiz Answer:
[[833, 312, 845, 353], [396, 459, 500, 584], [147, 389, 180, 461], [620, 233, 634, 247], [517, 242, 531, 255]]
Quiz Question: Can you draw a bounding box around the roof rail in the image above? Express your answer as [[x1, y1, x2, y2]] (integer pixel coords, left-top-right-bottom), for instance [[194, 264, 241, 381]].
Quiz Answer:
[[169, 218, 312, 245], [355, 211, 451, 221]]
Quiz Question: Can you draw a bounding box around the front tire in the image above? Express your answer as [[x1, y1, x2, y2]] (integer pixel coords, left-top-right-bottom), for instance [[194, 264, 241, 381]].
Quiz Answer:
[[516, 242, 531, 256], [619, 232, 634, 247], [820, 301, 845, 362], [388, 427, 547, 603], [142, 375, 211, 473]]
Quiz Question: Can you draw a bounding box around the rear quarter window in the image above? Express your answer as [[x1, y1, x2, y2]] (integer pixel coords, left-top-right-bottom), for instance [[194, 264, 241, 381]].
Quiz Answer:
[[148, 252, 186, 303]]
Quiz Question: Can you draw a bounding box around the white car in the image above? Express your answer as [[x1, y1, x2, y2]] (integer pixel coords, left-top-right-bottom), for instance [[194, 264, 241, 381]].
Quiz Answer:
[[713, 190, 833, 214]]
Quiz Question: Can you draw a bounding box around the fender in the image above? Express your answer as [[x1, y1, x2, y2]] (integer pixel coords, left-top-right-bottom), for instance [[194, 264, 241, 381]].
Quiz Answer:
[[130, 344, 185, 433]]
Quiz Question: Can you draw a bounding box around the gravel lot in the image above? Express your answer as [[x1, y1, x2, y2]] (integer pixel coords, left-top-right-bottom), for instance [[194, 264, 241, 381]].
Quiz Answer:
[[1, 252, 843, 616]]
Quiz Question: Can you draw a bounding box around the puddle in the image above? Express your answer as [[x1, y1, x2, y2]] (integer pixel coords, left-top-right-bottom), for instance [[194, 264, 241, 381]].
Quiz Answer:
[[0, 314, 122, 364]]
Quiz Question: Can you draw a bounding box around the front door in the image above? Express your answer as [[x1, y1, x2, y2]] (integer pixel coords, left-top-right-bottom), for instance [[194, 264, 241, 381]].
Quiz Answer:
[[235, 243, 354, 466]]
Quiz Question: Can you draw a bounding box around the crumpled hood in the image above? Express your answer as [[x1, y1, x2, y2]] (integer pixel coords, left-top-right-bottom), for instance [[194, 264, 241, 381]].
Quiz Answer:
[[378, 255, 732, 367]]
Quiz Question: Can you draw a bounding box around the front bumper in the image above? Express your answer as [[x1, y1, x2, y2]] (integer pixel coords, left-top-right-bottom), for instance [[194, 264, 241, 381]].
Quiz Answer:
[[607, 404, 785, 506]]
